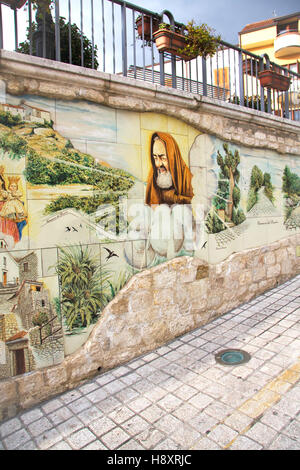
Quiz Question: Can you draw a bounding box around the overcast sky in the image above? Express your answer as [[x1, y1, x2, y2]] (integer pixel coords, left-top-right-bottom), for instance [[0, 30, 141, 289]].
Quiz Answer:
[[134, 0, 300, 44], [1, 0, 299, 57]]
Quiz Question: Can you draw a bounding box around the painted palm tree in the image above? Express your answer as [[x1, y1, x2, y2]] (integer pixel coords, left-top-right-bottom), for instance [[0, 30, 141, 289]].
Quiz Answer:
[[56, 245, 111, 331]]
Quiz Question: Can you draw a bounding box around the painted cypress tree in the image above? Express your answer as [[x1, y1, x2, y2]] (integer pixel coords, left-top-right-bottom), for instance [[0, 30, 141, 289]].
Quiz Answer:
[[216, 143, 241, 221]]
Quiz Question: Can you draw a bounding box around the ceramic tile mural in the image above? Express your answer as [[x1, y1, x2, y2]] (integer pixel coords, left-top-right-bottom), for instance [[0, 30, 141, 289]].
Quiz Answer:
[[0, 85, 299, 378]]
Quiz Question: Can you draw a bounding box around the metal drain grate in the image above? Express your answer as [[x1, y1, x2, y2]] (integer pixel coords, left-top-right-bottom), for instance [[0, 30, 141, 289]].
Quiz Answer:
[[215, 349, 251, 366]]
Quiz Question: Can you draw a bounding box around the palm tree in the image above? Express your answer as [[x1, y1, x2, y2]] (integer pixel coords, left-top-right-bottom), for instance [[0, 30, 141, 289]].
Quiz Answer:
[[56, 245, 111, 330]]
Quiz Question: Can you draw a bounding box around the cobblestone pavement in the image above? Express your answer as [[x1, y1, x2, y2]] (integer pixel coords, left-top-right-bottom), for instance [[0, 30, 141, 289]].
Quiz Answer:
[[1, 275, 299, 451]]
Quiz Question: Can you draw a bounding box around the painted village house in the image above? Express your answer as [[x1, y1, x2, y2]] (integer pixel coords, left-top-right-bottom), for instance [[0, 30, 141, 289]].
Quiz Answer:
[[0, 102, 51, 124]]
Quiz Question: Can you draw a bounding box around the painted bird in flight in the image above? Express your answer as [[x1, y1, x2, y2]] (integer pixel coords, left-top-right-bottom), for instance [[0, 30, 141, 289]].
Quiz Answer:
[[103, 247, 119, 261]]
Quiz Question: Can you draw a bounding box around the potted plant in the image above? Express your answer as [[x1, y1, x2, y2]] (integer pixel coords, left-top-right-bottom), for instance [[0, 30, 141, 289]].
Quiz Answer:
[[153, 20, 221, 61], [135, 14, 160, 41], [258, 69, 291, 91]]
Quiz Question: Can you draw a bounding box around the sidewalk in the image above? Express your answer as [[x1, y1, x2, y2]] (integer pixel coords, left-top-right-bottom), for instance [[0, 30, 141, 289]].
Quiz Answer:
[[1, 274, 299, 450]]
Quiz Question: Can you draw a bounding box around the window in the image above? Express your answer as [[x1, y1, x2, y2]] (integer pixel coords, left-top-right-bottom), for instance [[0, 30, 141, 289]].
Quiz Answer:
[[41, 300, 45, 307], [277, 21, 298, 35], [23, 262, 28, 272], [3, 257, 6, 267]]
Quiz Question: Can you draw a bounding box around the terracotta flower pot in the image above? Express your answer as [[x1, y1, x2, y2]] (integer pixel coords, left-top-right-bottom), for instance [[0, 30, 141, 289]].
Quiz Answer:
[[153, 28, 197, 61], [136, 16, 159, 41], [258, 70, 291, 92], [2, 0, 27, 8]]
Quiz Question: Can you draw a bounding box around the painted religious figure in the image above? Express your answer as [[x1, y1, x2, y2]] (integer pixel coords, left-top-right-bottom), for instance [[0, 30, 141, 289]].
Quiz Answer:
[[0, 168, 27, 245], [145, 132, 194, 206]]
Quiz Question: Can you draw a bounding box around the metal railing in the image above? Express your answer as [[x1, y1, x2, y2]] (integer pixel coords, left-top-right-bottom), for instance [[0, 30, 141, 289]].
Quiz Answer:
[[0, 0, 299, 122]]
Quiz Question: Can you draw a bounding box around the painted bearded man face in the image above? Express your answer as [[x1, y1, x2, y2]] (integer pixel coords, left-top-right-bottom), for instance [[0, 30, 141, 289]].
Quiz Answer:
[[152, 138, 173, 190]]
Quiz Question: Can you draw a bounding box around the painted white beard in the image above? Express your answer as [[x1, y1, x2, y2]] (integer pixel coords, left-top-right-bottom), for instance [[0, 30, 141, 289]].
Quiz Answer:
[[156, 171, 173, 189]]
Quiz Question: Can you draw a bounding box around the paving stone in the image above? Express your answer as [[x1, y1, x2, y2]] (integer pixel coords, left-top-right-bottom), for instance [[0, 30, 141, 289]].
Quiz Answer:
[[20, 408, 44, 426], [100, 427, 131, 450], [206, 424, 238, 447], [49, 440, 73, 450], [136, 427, 166, 449], [67, 428, 96, 449], [228, 435, 263, 450], [82, 440, 108, 450], [48, 406, 74, 426], [77, 405, 103, 425], [154, 438, 184, 450], [3, 428, 31, 450], [42, 399, 63, 415], [88, 416, 116, 437], [244, 421, 278, 447], [191, 436, 222, 450], [35, 428, 61, 450], [0, 417, 22, 438], [268, 434, 300, 450], [121, 415, 150, 436], [27, 416, 53, 438], [67, 396, 92, 414], [57, 416, 83, 438], [140, 404, 167, 424]]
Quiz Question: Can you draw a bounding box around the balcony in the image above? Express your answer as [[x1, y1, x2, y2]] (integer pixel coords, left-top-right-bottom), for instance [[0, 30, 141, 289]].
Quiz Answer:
[[274, 30, 300, 59]]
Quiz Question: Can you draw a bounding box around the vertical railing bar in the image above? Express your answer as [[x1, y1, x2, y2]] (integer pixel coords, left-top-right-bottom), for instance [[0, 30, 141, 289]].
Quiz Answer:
[[102, 0, 105, 72], [28, 0, 33, 55], [234, 50, 237, 103], [284, 69, 289, 119], [55, 0, 60, 62], [222, 47, 225, 101], [14, 8, 18, 51], [238, 50, 244, 107], [245, 54, 249, 107], [91, 0, 95, 69], [80, 0, 83, 67], [68, 0, 72, 64], [210, 56, 213, 98], [0, 4, 3, 50], [150, 16, 154, 83], [227, 48, 231, 103], [121, 1, 127, 76], [196, 57, 199, 94], [159, 52, 165, 86], [142, 13, 145, 81], [216, 49, 219, 99], [181, 60, 184, 90], [202, 57, 207, 97], [250, 58, 254, 108], [112, 2, 116, 75], [259, 57, 265, 113], [42, 10, 46, 58]]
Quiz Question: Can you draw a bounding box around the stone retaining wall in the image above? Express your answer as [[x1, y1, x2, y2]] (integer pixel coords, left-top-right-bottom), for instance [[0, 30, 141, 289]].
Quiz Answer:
[[1, 233, 299, 421]]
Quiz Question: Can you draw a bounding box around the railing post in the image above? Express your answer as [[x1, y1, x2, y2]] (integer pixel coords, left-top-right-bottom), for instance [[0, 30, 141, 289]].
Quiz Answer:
[[121, 1, 127, 76], [0, 4, 3, 49], [202, 57, 207, 96], [259, 56, 265, 112], [284, 70, 290, 119], [159, 52, 165, 86], [55, 0, 60, 62], [238, 50, 244, 106], [13, 7, 18, 51]]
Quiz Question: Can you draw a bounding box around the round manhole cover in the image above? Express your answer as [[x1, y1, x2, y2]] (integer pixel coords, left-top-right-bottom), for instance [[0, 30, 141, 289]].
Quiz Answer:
[[215, 349, 251, 366]]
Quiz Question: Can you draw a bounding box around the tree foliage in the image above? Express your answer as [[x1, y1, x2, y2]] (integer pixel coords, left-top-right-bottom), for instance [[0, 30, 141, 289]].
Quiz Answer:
[[282, 165, 300, 197], [247, 166, 274, 211], [17, 15, 99, 69]]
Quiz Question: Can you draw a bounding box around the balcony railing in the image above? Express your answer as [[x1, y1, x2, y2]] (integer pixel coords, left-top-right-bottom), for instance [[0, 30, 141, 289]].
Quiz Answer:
[[0, 0, 299, 122]]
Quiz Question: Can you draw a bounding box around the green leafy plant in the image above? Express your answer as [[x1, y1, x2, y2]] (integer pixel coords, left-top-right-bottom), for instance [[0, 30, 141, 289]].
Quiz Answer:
[[56, 245, 111, 331], [18, 12, 99, 69], [178, 20, 221, 59]]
